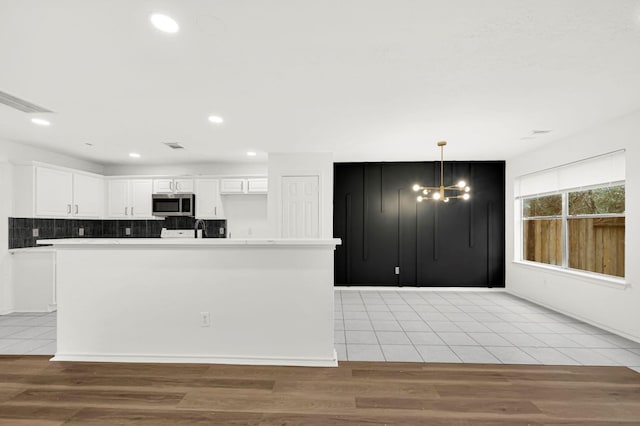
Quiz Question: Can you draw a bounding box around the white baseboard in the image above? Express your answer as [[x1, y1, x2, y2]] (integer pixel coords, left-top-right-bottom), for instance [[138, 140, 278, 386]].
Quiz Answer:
[[51, 350, 339, 368], [507, 289, 640, 345], [335, 286, 507, 292], [0, 309, 13, 315]]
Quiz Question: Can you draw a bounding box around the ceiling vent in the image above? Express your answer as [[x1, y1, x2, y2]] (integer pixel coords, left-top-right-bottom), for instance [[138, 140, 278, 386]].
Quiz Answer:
[[164, 142, 185, 150], [0, 90, 53, 113]]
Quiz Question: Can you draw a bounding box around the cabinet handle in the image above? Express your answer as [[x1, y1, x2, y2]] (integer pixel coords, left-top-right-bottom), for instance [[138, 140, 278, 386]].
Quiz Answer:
[[214, 206, 217, 216], [67, 204, 71, 214], [75, 205, 78, 214], [125, 206, 128, 216], [131, 206, 134, 216], [176, 182, 180, 191], [170, 182, 173, 191]]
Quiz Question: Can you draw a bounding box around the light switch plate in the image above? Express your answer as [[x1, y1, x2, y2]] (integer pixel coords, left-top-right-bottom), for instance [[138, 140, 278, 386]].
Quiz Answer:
[[32, 228, 39, 237], [125, 227, 131, 236], [78, 228, 84, 236]]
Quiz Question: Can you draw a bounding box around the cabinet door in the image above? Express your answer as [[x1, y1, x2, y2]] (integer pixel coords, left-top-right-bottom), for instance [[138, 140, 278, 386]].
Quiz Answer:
[[220, 178, 246, 194], [247, 178, 268, 194], [153, 179, 174, 193], [174, 179, 194, 193], [195, 179, 224, 219], [130, 179, 153, 218], [35, 167, 73, 217], [107, 180, 130, 218], [73, 173, 103, 218]]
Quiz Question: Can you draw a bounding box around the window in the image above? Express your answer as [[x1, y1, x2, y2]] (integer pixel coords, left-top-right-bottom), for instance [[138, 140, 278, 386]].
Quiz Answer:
[[522, 194, 563, 266], [521, 183, 625, 278], [567, 185, 625, 277]]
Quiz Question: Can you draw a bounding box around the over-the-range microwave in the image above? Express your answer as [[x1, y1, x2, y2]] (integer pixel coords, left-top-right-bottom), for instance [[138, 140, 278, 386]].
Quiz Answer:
[[152, 193, 195, 217]]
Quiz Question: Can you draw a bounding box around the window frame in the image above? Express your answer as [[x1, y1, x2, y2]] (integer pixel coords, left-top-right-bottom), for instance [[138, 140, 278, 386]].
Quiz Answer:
[[518, 181, 625, 280]]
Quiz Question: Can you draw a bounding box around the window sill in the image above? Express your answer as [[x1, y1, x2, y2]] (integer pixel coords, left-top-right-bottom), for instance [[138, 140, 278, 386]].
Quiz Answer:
[[511, 260, 628, 289]]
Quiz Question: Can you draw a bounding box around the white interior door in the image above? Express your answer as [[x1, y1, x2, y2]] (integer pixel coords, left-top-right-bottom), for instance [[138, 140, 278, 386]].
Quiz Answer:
[[281, 176, 319, 238]]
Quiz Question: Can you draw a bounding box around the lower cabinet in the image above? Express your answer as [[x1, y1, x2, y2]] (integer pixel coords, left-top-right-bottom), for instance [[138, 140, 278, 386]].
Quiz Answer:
[[12, 250, 56, 312]]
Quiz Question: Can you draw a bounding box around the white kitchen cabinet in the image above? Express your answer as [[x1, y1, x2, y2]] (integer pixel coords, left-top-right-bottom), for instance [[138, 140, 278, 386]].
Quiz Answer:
[[220, 177, 268, 194], [153, 178, 194, 194], [247, 178, 268, 194], [24, 166, 104, 218], [130, 180, 153, 217], [11, 250, 56, 312], [35, 167, 73, 217], [73, 173, 103, 218], [107, 179, 153, 218], [220, 178, 246, 194], [194, 179, 225, 219]]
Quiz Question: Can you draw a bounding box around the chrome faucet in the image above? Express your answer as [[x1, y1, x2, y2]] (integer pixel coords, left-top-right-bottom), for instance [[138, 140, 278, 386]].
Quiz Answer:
[[194, 219, 207, 238]]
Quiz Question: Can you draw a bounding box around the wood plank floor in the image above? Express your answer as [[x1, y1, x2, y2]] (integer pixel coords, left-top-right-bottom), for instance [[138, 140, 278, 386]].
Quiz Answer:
[[0, 356, 639, 425]]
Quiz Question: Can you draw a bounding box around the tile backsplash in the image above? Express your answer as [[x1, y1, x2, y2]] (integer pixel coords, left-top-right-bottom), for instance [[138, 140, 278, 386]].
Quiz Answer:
[[8, 217, 227, 249]]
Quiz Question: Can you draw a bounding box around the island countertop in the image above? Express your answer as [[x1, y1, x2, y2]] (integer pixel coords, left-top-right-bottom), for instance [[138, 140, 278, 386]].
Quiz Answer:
[[37, 238, 342, 247]]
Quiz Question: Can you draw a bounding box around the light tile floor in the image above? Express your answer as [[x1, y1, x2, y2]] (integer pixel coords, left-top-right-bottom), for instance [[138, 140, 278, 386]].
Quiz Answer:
[[2, 291, 640, 372], [335, 290, 640, 371], [0, 311, 56, 355]]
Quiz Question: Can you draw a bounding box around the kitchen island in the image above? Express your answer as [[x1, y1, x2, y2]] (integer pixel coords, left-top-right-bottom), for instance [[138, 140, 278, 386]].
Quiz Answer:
[[37, 238, 341, 367]]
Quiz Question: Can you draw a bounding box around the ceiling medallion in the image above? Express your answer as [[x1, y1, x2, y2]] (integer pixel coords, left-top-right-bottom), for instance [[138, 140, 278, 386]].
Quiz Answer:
[[412, 141, 471, 203]]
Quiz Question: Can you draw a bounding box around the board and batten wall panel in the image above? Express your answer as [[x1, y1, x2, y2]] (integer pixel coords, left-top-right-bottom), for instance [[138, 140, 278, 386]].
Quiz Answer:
[[334, 161, 505, 287]]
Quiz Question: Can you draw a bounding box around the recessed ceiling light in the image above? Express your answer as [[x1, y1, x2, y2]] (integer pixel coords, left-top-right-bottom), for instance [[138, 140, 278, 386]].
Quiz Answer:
[[150, 14, 179, 33], [247, 151, 257, 156], [532, 129, 552, 134], [84, 142, 94, 146], [129, 152, 141, 158], [208, 115, 224, 124], [31, 118, 50, 126]]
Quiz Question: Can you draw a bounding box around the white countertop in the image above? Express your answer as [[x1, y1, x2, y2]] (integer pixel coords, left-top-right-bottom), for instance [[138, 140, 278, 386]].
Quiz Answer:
[[36, 238, 341, 247]]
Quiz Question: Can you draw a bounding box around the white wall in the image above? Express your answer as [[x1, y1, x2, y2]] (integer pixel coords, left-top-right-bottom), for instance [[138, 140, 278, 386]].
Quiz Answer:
[[506, 109, 640, 341], [267, 153, 334, 239], [0, 138, 103, 314], [103, 162, 267, 177], [222, 195, 269, 239], [0, 161, 13, 314]]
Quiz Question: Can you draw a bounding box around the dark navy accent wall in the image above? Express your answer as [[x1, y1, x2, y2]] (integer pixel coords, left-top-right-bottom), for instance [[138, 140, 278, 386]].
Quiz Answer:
[[8, 217, 227, 249], [334, 161, 505, 288]]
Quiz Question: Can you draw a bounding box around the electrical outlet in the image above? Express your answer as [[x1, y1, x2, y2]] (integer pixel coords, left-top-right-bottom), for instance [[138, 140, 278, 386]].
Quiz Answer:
[[125, 227, 131, 236], [219, 227, 225, 235], [78, 227, 84, 236], [32, 228, 39, 237], [395, 266, 400, 275], [200, 312, 211, 327]]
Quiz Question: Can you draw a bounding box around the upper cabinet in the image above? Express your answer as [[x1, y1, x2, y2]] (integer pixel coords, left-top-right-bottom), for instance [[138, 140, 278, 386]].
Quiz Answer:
[[247, 178, 268, 194], [13, 165, 104, 218], [220, 178, 268, 194], [153, 178, 194, 194], [107, 179, 153, 218], [34, 167, 73, 217], [194, 179, 224, 219], [73, 173, 103, 218]]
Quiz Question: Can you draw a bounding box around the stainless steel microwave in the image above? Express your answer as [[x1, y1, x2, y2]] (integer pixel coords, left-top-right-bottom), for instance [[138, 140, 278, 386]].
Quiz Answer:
[[152, 193, 195, 217]]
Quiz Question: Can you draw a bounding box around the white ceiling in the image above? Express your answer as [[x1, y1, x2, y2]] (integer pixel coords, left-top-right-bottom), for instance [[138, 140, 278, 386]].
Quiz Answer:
[[1, 0, 640, 166]]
